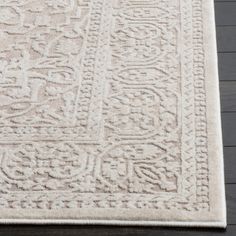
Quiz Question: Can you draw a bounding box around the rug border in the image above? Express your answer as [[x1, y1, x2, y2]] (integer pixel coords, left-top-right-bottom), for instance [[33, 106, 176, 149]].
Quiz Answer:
[[203, 0, 227, 228], [0, 219, 226, 228]]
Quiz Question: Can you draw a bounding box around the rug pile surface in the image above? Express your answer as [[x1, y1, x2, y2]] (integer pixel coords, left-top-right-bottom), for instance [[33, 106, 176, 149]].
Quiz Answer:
[[0, 0, 226, 227]]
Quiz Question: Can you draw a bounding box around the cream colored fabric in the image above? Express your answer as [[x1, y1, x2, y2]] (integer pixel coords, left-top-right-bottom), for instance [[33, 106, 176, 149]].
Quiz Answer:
[[0, 0, 226, 227]]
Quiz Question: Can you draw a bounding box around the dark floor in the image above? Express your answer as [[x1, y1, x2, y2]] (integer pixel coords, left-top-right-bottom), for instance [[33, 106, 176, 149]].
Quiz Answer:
[[0, 1, 235, 235]]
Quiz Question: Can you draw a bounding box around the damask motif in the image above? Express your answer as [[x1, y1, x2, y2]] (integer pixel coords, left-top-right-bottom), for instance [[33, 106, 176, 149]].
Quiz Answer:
[[104, 87, 179, 138], [0, 0, 211, 214], [96, 143, 180, 193], [0, 143, 95, 192]]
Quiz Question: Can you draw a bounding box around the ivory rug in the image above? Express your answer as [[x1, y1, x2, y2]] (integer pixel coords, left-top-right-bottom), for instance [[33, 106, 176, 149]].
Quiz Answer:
[[0, 0, 226, 227]]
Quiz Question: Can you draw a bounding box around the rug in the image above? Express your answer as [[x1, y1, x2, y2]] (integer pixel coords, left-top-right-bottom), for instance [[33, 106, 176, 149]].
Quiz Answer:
[[0, 0, 226, 227]]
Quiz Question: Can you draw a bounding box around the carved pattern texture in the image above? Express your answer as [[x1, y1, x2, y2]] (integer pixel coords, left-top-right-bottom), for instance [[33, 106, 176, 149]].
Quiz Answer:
[[0, 0, 209, 211]]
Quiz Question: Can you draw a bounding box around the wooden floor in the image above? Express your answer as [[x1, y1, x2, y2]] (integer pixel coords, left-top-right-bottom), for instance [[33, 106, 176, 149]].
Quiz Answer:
[[0, 1, 235, 235]]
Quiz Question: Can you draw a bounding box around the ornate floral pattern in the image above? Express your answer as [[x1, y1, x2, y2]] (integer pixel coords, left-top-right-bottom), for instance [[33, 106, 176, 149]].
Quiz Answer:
[[0, 0, 210, 213]]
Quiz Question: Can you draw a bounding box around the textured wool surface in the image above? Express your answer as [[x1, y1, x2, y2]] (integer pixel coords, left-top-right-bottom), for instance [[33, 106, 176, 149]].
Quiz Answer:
[[0, 0, 226, 227]]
